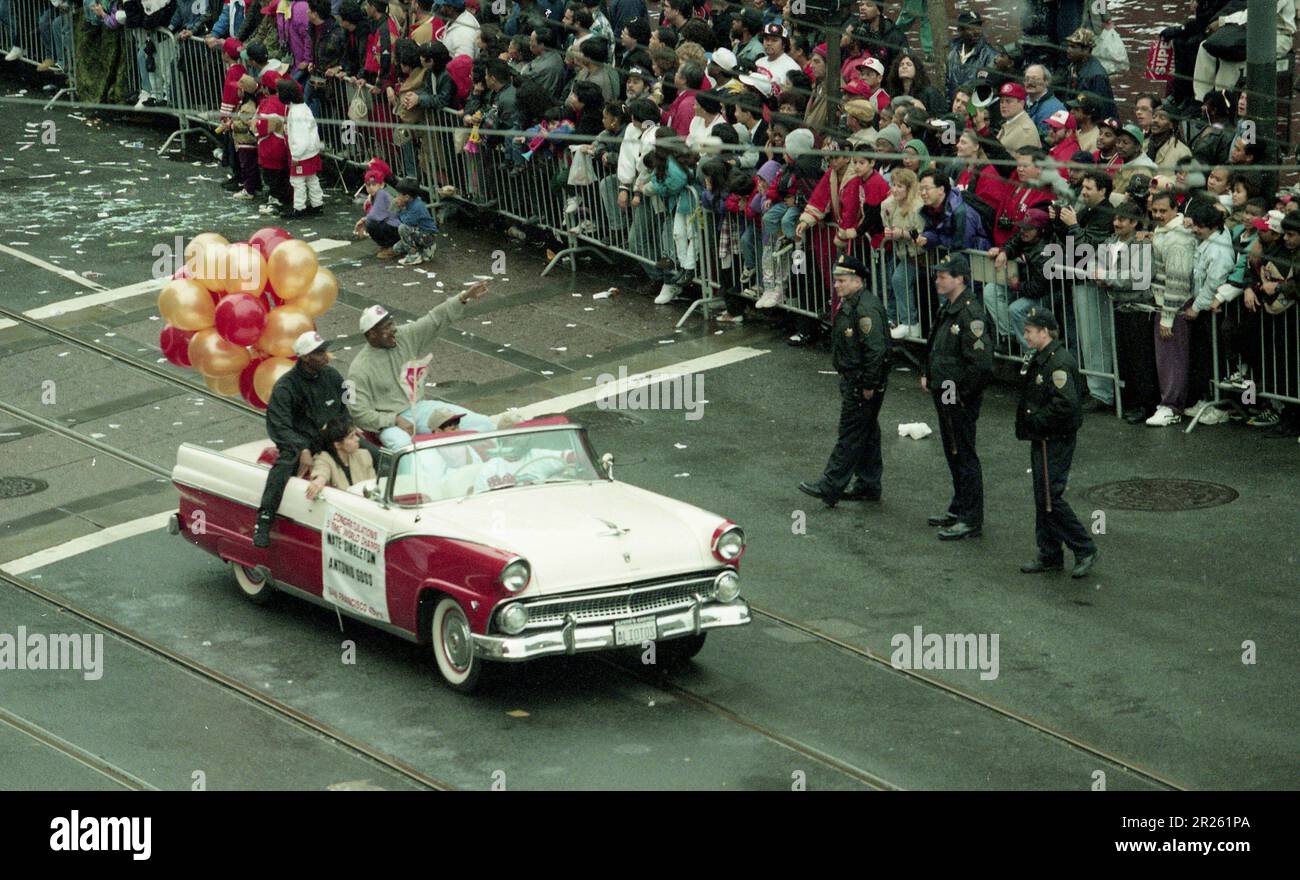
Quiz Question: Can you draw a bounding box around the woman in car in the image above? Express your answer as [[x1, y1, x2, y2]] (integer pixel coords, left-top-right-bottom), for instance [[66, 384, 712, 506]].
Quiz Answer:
[[306, 416, 378, 499]]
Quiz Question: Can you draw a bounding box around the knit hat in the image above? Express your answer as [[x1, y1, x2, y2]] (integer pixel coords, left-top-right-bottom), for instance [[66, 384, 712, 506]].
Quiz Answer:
[[875, 123, 902, 151], [784, 128, 815, 157], [903, 138, 931, 173]]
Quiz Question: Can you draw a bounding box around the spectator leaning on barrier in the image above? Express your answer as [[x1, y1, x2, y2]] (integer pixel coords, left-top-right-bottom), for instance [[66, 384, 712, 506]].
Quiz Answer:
[[1146, 189, 1197, 427], [326, 1, 367, 78], [363, 0, 399, 86], [880, 167, 926, 340], [1183, 198, 1237, 417], [274, 0, 311, 82], [918, 170, 990, 259], [987, 206, 1054, 346], [1058, 169, 1118, 411], [1095, 199, 1161, 424]]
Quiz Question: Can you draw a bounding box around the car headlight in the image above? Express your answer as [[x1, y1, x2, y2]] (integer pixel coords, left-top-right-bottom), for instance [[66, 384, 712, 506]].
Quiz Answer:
[[499, 558, 531, 593], [714, 570, 741, 603], [712, 525, 745, 562], [499, 603, 529, 635]]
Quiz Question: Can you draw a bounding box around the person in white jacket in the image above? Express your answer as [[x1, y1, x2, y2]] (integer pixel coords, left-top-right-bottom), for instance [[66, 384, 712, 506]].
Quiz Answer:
[[438, 0, 478, 60], [1146, 191, 1197, 426], [278, 77, 325, 216], [625, 100, 662, 266], [1193, 0, 1296, 100]]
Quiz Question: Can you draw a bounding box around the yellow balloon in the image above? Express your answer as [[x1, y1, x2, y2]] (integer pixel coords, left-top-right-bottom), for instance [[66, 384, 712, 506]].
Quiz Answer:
[[257, 306, 315, 359], [188, 328, 252, 378], [296, 268, 339, 318], [159, 279, 216, 331], [224, 243, 268, 297], [183, 232, 230, 264], [188, 242, 229, 293], [254, 356, 296, 404], [204, 372, 241, 396], [268, 240, 319, 301]]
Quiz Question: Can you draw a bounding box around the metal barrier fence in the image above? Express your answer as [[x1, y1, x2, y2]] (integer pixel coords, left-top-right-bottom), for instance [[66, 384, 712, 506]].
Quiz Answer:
[[10, 0, 76, 105]]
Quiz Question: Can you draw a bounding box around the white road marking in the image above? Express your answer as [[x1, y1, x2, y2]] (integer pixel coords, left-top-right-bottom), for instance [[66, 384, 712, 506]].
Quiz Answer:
[[0, 243, 107, 292], [2, 510, 174, 575], [502, 346, 768, 420]]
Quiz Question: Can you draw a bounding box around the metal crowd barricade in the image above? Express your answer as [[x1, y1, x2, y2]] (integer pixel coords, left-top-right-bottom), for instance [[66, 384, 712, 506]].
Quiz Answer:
[[11, 0, 76, 106], [159, 33, 225, 155], [1199, 296, 1300, 429]]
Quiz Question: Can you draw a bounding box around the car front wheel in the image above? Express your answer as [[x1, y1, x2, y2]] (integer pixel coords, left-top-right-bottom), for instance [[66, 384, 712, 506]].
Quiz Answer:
[[430, 596, 482, 693], [231, 562, 275, 605]]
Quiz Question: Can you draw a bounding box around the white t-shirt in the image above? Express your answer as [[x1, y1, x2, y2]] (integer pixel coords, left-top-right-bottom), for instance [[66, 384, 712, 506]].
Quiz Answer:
[[756, 53, 802, 90]]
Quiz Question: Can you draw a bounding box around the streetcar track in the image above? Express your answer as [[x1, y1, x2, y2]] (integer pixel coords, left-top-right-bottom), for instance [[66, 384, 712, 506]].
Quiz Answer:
[[0, 705, 154, 791], [1, 312, 1190, 790]]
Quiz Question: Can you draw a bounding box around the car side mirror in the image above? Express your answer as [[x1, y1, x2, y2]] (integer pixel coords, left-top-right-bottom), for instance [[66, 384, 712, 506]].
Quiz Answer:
[[601, 452, 614, 480]]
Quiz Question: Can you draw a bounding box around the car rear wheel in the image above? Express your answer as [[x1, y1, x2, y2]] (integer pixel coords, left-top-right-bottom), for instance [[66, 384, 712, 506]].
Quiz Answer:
[[231, 562, 275, 606], [657, 632, 708, 666], [431, 596, 482, 693]]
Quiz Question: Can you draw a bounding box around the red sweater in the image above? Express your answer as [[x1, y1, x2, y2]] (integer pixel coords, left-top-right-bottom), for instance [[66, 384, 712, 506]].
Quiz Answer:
[[992, 182, 1053, 247], [255, 95, 289, 169], [221, 62, 247, 120]]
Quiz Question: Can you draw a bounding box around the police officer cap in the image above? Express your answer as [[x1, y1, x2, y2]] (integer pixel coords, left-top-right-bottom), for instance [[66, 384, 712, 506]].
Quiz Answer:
[[1023, 307, 1059, 332], [935, 253, 970, 279], [832, 255, 869, 280]]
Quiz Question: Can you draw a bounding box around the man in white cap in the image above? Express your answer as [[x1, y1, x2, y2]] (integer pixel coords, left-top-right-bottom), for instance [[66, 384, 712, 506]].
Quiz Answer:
[[755, 23, 800, 89], [708, 47, 739, 92], [347, 280, 496, 450], [253, 330, 351, 547]]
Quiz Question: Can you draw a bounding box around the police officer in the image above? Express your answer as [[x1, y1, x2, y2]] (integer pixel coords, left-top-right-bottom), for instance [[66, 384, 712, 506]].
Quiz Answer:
[[798, 255, 889, 507], [1016, 309, 1099, 577], [254, 331, 351, 547], [922, 253, 993, 540]]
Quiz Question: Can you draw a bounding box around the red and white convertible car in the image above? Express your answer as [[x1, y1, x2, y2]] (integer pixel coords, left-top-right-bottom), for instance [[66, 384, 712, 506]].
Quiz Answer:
[[170, 419, 749, 691]]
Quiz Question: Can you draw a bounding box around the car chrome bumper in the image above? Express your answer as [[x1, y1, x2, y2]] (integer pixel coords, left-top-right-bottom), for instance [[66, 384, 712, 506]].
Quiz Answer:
[[473, 598, 751, 662]]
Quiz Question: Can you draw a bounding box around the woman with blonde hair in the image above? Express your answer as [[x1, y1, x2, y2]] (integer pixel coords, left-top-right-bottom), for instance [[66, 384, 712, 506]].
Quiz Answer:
[[880, 167, 926, 338]]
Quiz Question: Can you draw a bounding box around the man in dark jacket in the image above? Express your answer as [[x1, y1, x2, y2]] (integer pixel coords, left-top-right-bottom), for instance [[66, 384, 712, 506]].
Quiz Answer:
[[944, 11, 998, 101], [1061, 27, 1116, 120], [855, 0, 908, 77], [1015, 309, 1098, 578], [254, 331, 351, 547], [923, 253, 993, 541], [799, 256, 890, 508]]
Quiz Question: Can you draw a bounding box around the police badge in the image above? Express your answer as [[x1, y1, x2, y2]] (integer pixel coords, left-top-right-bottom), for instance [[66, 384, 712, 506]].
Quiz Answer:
[[950, 323, 960, 335], [858, 316, 872, 335], [1036, 373, 1044, 384], [970, 319, 985, 338], [1052, 369, 1069, 389]]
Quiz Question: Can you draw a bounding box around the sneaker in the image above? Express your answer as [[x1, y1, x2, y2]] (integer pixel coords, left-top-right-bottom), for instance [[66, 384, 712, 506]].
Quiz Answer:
[[654, 283, 681, 304], [787, 331, 812, 346], [1185, 399, 1211, 417], [715, 311, 744, 324], [755, 289, 783, 309], [134, 89, 152, 108], [221, 179, 243, 192], [565, 196, 580, 215], [906, 323, 922, 338], [304, 204, 323, 216], [213, 147, 224, 161], [1247, 409, 1280, 428], [438, 184, 457, 197], [1145, 405, 1181, 427], [36, 58, 55, 72], [420, 244, 437, 261], [231, 190, 255, 200], [258, 202, 278, 215], [399, 252, 424, 266], [889, 323, 908, 339], [505, 226, 527, 241], [739, 266, 755, 286], [1198, 406, 1229, 425], [5, 47, 22, 62]]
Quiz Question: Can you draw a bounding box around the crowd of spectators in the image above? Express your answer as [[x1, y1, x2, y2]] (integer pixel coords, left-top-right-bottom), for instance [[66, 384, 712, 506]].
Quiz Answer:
[[4, 0, 1299, 436]]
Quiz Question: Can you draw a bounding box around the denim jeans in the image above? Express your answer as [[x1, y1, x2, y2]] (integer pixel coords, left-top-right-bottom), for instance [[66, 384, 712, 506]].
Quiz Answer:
[[378, 401, 496, 449], [0, 0, 14, 50], [39, 9, 71, 64], [1071, 282, 1116, 404], [888, 252, 920, 327]]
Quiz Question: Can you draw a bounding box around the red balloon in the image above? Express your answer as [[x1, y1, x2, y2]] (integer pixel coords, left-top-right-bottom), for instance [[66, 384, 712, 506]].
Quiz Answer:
[[249, 227, 292, 260], [160, 324, 196, 368], [239, 357, 267, 409], [210, 290, 223, 305], [214, 293, 269, 347], [172, 265, 192, 280]]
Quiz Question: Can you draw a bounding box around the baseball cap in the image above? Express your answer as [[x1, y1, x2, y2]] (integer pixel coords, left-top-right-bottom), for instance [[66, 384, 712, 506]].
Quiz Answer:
[[223, 38, 244, 59], [1066, 27, 1096, 48], [761, 23, 787, 39], [1016, 208, 1051, 230], [1046, 109, 1076, 130], [625, 65, 653, 84], [1099, 116, 1122, 132], [1252, 210, 1285, 233], [1282, 212, 1300, 233], [935, 253, 970, 278], [956, 11, 983, 27], [359, 305, 392, 334], [1070, 150, 1097, 165], [259, 69, 282, 89], [739, 70, 774, 97], [863, 57, 885, 76], [292, 330, 329, 356], [1119, 124, 1145, 145], [1024, 307, 1059, 332], [1068, 94, 1103, 117], [998, 82, 1027, 101], [243, 42, 268, 65], [710, 47, 738, 73]]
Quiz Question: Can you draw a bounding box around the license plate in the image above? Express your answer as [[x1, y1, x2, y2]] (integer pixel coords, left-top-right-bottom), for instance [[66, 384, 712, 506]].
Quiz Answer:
[[614, 616, 657, 647]]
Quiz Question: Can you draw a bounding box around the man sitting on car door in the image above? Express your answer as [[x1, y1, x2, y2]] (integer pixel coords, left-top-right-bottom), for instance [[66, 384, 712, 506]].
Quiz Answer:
[[347, 281, 499, 449]]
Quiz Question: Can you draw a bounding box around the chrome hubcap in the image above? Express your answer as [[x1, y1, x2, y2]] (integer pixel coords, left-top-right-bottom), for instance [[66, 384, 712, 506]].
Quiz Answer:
[[443, 611, 472, 672]]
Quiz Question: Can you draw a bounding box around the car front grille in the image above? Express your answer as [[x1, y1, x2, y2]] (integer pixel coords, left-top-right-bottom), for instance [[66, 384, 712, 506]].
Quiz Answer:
[[519, 574, 718, 629]]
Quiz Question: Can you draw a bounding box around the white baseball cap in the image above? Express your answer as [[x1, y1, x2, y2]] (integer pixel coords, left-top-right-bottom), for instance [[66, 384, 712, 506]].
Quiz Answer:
[[359, 304, 392, 334], [710, 47, 738, 74], [863, 57, 885, 76], [739, 70, 774, 97], [292, 330, 328, 357]]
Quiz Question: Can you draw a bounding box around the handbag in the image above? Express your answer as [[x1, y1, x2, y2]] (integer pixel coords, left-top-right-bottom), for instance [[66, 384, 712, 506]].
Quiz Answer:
[[348, 82, 370, 121], [1145, 38, 1174, 82], [1202, 23, 1247, 63], [567, 146, 595, 186]]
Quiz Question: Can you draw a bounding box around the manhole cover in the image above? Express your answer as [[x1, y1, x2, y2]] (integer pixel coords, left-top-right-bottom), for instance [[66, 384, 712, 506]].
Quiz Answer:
[[569, 408, 645, 428], [0, 477, 48, 499], [1084, 479, 1238, 511]]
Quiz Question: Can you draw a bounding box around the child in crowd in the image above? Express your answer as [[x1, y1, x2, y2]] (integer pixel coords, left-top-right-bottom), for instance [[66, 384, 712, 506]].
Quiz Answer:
[[255, 70, 290, 216], [353, 166, 401, 258], [218, 37, 247, 193], [880, 167, 926, 337], [755, 127, 821, 308], [391, 177, 439, 266], [641, 125, 697, 304], [279, 77, 325, 217], [229, 74, 262, 201]]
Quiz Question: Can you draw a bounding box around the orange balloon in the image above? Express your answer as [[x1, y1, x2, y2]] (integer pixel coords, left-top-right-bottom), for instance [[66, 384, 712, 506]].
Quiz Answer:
[[183, 232, 230, 264], [296, 268, 339, 318], [188, 328, 252, 378], [257, 306, 315, 358], [254, 356, 296, 404], [267, 239, 319, 301], [188, 242, 229, 293], [224, 243, 268, 297], [159, 279, 216, 331], [204, 372, 241, 396]]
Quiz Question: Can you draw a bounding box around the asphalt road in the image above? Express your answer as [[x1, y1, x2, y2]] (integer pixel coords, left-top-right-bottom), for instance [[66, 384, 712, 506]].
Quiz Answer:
[[0, 82, 1295, 790]]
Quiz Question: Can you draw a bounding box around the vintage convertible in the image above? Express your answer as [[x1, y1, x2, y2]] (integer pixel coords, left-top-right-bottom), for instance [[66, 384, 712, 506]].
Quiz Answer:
[[170, 419, 750, 691]]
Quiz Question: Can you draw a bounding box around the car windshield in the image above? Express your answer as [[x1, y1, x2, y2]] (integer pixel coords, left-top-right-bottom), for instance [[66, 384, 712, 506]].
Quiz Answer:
[[388, 427, 604, 505]]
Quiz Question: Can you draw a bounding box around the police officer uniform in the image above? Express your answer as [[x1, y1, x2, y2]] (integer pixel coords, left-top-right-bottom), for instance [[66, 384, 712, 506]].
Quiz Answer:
[[798, 256, 889, 507], [1015, 309, 1099, 577], [924, 254, 993, 539]]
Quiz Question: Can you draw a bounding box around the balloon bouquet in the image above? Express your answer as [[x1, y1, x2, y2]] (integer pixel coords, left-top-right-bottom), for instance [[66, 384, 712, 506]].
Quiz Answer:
[[157, 227, 338, 409]]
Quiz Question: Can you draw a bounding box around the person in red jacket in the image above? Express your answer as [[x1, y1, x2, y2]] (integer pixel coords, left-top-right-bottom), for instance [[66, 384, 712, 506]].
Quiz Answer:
[[795, 133, 863, 303], [218, 37, 248, 193], [990, 146, 1054, 248], [1044, 110, 1079, 179], [255, 70, 291, 216], [847, 146, 891, 250]]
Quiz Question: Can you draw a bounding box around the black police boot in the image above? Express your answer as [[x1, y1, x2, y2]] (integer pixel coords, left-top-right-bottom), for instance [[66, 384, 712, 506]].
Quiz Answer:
[[927, 512, 958, 527], [797, 481, 838, 508], [1020, 558, 1065, 574], [842, 480, 880, 501], [937, 522, 982, 540], [252, 511, 274, 548]]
